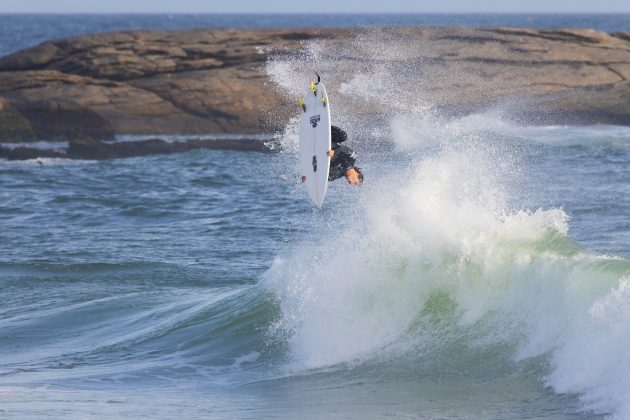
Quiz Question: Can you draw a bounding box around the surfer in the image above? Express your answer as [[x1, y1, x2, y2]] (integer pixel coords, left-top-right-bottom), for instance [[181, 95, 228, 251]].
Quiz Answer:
[[327, 126, 363, 186]]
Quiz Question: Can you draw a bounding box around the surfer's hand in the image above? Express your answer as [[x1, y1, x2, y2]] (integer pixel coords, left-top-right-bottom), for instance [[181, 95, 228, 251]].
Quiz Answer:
[[327, 149, 334, 157]]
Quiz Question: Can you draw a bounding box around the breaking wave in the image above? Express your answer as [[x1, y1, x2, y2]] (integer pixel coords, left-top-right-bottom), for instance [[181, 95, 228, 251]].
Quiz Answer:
[[264, 33, 630, 418]]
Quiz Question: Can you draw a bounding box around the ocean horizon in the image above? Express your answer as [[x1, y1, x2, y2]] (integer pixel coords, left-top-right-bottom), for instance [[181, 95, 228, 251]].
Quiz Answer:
[[1, 13, 629, 57]]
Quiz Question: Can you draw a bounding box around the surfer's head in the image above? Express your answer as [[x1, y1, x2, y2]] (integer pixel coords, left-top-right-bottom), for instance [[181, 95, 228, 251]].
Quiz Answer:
[[331, 126, 347, 143], [345, 167, 363, 186]]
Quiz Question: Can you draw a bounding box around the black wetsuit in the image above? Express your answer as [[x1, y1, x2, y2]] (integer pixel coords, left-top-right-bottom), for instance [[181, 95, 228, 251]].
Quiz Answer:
[[328, 126, 356, 181], [328, 143, 357, 181]]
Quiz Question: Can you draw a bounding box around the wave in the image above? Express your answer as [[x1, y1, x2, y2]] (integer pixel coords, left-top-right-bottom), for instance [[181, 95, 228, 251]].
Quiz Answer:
[[264, 35, 630, 418], [0, 280, 281, 387], [264, 126, 630, 416]]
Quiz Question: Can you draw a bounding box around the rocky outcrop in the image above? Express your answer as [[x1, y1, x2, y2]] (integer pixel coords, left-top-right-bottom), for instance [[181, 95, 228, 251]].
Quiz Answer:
[[0, 137, 269, 160], [65, 137, 269, 159], [0, 98, 35, 141], [0, 145, 65, 160], [0, 30, 302, 141], [16, 100, 115, 140], [0, 27, 628, 144]]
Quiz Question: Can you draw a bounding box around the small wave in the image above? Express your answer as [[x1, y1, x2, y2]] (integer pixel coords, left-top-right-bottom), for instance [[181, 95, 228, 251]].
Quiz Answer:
[[0, 284, 280, 385], [0, 157, 95, 166], [1, 141, 68, 151], [113, 134, 275, 143]]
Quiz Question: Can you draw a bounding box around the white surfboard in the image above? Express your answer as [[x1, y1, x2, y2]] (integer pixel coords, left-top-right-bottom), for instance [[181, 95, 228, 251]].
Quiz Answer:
[[299, 80, 331, 207]]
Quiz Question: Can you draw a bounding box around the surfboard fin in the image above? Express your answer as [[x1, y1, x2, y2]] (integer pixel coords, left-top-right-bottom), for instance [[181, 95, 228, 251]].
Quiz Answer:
[[298, 96, 306, 112], [321, 96, 327, 107], [310, 81, 317, 96]]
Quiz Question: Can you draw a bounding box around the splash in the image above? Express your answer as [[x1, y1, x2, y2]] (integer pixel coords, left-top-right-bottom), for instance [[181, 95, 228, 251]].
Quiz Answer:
[[264, 32, 630, 418]]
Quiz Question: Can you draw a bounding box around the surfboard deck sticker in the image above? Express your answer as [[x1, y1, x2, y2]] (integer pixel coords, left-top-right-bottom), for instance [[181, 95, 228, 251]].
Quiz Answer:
[[299, 81, 331, 207]]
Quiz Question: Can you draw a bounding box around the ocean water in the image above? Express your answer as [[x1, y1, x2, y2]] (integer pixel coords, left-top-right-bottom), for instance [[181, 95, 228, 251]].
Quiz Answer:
[[2, 14, 630, 420], [0, 13, 629, 57]]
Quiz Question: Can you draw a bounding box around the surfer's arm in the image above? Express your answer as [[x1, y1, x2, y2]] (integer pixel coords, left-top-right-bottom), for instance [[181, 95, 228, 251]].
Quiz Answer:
[[328, 145, 357, 182]]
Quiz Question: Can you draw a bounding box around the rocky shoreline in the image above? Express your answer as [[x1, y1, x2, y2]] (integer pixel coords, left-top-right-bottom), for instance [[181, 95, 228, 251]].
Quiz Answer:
[[0, 27, 628, 160], [0, 137, 270, 161]]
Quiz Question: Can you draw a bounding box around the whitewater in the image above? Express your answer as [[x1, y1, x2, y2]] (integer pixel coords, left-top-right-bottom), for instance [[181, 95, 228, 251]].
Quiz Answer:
[[1, 29, 629, 419], [264, 33, 630, 418]]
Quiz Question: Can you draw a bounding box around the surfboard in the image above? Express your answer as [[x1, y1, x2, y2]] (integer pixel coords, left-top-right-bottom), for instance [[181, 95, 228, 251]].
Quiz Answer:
[[298, 79, 331, 207]]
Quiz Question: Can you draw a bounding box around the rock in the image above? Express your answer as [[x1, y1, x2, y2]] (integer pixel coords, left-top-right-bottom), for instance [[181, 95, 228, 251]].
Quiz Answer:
[[15, 100, 115, 141], [0, 27, 628, 145], [0, 136, 270, 160], [66, 138, 116, 159], [0, 145, 65, 160], [66, 137, 269, 160], [0, 42, 61, 71], [540, 28, 611, 43], [0, 98, 35, 141], [613, 32, 630, 41]]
